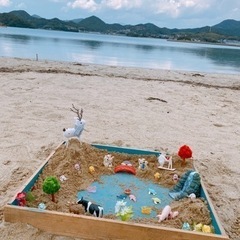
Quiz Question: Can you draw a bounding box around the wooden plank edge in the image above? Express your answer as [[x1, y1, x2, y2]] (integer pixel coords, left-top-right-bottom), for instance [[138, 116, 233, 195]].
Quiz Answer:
[[200, 178, 228, 237], [194, 164, 228, 238], [4, 205, 229, 240]]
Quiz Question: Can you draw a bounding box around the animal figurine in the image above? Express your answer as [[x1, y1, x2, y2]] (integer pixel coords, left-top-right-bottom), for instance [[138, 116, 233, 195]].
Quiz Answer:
[[103, 154, 114, 168], [158, 153, 175, 171], [117, 194, 127, 200], [63, 104, 86, 145], [188, 193, 196, 202], [154, 172, 161, 180], [148, 188, 157, 195], [138, 158, 148, 170], [173, 174, 179, 182], [59, 175, 67, 182], [77, 197, 103, 217], [156, 205, 179, 222], [129, 194, 137, 202], [74, 163, 81, 171], [89, 166, 95, 174], [152, 197, 161, 204]]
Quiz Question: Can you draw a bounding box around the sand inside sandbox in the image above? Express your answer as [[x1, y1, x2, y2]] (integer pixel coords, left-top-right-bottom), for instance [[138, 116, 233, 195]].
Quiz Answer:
[[26, 138, 212, 230]]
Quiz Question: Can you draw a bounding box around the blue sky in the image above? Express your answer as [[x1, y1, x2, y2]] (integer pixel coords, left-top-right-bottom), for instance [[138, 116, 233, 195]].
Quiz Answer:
[[0, 0, 239, 28]]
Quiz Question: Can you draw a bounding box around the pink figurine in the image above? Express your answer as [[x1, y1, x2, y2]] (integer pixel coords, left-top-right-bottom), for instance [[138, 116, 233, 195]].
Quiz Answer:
[[129, 194, 137, 202], [156, 205, 171, 222], [156, 205, 179, 222]]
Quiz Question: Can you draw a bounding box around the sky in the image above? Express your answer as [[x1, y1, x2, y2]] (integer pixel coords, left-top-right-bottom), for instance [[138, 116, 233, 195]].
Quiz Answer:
[[0, 0, 239, 29]]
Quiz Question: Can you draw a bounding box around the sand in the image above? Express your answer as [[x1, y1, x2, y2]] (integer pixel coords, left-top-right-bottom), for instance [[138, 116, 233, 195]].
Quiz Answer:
[[0, 57, 239, 239]]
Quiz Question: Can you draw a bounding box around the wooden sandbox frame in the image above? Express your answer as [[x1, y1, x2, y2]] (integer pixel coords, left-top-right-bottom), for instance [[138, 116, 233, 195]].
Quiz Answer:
[[4, 143, 229, 240]]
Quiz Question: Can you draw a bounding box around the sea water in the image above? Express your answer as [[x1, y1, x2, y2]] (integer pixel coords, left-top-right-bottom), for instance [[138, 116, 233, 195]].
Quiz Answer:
[[77, 173, 173, 219], [0, 27, 240, 74]]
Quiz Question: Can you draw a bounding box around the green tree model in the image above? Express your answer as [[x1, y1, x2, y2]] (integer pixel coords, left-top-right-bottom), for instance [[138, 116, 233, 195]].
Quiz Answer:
[[42, 176, 61, 202]]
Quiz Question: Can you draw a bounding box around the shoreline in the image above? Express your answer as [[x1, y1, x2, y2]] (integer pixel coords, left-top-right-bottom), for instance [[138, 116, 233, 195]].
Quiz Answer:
[[0, 57, 239, 88], [0, 57, 239, 239], [167, 39, 240, 48]]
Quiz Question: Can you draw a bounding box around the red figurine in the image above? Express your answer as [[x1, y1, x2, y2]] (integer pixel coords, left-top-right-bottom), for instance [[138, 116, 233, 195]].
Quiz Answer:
[[16, 192, 27, 206]]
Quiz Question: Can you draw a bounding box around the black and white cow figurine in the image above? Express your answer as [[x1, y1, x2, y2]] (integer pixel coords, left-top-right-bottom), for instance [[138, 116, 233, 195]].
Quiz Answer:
[[77, 197, 103, 218]]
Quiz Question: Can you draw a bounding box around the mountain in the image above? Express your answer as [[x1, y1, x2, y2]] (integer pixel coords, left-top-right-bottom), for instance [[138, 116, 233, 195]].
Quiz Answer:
[[0, 10, 78, 31], [0, 10, 240, 43], [212, 19, 240, 37], [70, 18, 83, 24]]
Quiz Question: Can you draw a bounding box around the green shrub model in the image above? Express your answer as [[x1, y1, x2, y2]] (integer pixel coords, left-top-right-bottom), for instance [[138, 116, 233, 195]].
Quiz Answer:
[[42, 176, 61, 202]]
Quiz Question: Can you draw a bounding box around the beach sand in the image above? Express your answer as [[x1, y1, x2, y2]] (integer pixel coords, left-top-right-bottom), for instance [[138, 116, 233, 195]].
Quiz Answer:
[[0, 57, 239, 239]]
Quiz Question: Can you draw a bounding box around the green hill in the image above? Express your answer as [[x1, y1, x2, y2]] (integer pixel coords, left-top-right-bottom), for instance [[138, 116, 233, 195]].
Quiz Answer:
[[0, 10, 240, 43]]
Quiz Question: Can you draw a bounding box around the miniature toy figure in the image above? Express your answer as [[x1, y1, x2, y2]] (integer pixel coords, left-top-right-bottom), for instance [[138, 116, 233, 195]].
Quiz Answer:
[[77, 197, 103, 217], [156, 205, 178, 222], [124, 189, 131, 195], [63, 104, 86, 145], [103, 154, 114, 168], [59, 175, 67, 182], [129, 194, 137, 202], [148, 188, 157, 195], [188, 193, 196, 202], [86, 185, 97, 193], [138, 158, 148, 170], [74, 163, 81, 171], [15, 192, 27, 206], [89, 166, 95, 174], [152, 197, 161, 204], [158, 153, 175, 171], [141, 206, 152, 214], [173, 173, 179, 182], [154, 172, 161, 180]]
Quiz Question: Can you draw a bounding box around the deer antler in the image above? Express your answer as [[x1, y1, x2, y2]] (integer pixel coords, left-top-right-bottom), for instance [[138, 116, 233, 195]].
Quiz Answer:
[[70, 104, 83, 121]]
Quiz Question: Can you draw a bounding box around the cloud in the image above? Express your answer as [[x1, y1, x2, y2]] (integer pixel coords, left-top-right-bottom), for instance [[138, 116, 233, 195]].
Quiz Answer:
[[67, 0, 98, 11], [153, 0, 212, 18], [0, 0, 11, 7], [102, 0, 142, 10], [67, 0, 141, 11]]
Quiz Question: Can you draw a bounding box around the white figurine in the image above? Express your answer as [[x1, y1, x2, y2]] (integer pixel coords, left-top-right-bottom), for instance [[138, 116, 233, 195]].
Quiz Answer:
[[138, 158, 148, 170], [158, 153, 175, 171], [63, 104, 86, 145], [103, 154, 114, 168]]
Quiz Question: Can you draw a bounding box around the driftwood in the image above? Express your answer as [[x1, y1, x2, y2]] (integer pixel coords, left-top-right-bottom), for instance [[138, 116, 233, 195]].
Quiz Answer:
[[146, 97, 167, 103]]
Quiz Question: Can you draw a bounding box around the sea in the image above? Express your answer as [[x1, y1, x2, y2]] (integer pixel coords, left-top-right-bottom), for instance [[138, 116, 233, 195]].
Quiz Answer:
[[0, 27, 240, 74]]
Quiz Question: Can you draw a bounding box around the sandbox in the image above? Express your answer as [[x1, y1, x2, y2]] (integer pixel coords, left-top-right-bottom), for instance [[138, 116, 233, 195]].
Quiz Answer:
[[4, 140, 229, 240]]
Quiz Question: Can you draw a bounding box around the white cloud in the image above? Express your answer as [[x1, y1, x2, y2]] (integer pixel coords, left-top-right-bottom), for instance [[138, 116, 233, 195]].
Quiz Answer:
[[67, 0, 98, 11], [102, 0, 142, 10], [0, 0, 11, 7], [153, 0, 212, 17]]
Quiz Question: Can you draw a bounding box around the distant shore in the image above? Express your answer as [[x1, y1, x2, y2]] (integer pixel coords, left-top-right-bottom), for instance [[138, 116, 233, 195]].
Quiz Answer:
[[167, 39, 240, 48]]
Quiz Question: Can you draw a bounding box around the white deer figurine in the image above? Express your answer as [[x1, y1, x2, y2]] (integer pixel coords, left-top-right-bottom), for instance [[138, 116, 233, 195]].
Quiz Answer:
[[63, 104, 86, 145], [157, 153, 175, 171]]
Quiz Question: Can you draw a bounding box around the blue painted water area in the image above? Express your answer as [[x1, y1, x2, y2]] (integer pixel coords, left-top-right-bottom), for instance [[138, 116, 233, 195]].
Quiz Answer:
[[77, 173, 173, 219]]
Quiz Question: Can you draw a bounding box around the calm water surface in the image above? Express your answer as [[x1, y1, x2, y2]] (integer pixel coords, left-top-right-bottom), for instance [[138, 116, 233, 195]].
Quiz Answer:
[[0, 27, 240, 74]]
